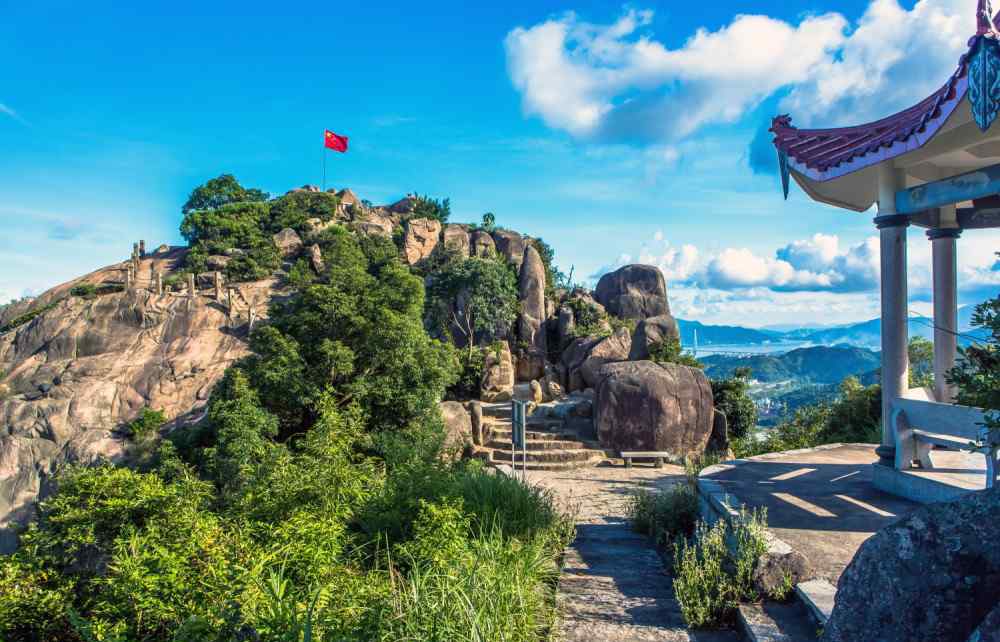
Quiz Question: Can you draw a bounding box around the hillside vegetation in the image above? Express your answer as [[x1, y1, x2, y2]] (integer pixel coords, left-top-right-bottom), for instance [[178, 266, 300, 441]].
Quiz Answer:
[[0, 176, 571, 642], [702, 345, 880, 384]]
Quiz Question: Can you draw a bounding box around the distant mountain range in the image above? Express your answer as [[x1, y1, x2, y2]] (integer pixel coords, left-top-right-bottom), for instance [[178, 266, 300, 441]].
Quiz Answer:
[[701, 345, 881, 385], [678, 305, 987, 349]]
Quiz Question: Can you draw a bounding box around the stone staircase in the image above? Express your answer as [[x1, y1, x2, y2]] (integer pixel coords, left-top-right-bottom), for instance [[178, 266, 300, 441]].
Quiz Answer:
[[479, 402, 606, 471]]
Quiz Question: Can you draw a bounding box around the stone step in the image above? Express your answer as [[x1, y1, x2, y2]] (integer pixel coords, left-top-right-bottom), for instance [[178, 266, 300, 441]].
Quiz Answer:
[[737, 601, 819, 642], [490, 448, 604, 464], [489, 428, 580, 442], [486, 438, 589, 451], [794, 580, 835, 628], [492, 457, 604, 472]]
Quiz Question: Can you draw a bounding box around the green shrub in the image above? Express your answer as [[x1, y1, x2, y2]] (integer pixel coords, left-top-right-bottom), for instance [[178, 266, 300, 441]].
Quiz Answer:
[[672, 508, 769, 629], [447, 344, 487, 400], [69, 284, 98, 298], [267, 190, 341, 234], [628, 483, 699, 549], [711, 368, 757, 441], [649, 336, 703, 369], [0, 301, 60, 334], [122, 407, 166, 439]]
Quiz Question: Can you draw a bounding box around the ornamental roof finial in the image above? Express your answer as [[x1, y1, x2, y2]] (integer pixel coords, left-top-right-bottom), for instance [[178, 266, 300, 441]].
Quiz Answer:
[[977, 0, 995, 35]]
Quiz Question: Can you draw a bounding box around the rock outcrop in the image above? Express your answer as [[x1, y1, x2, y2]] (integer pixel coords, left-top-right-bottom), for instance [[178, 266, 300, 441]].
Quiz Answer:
[[439, 401, 472, 458], [579, 328, 631, 389], [309, 244, 324, 273], [480, 343, 515, 402], [442, 224, 471, 257], [470, 230, 496, 257], [273, 228, 303, 257], [0, 274, 274, 552], [594, 361, 713, 458], [594, 264, 669, 320], [492, 230, 528, 269], [517, 245, 547, 381], [354, 212, 394, 237], [560, 336, 602, 393], [402, 218, 441, 264], [821, 487, 1000, 642], [628, 314, 680, 361]]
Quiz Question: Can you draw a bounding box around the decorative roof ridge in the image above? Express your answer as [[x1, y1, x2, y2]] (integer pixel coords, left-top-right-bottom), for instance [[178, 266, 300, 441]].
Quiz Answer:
[[976, 0, 999, 37]]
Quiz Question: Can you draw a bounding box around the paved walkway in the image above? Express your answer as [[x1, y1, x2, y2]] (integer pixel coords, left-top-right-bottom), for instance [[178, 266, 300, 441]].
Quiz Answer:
[[701, 444, 918, 582], [527, 465, 740, 642]]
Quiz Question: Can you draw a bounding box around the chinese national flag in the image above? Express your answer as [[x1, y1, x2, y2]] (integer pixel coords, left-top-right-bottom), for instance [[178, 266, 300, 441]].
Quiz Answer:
[[324, 129, 348, 153]]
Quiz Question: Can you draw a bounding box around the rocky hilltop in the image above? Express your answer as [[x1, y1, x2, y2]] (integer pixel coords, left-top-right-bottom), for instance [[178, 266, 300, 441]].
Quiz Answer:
[[0, 181, 718, 550]]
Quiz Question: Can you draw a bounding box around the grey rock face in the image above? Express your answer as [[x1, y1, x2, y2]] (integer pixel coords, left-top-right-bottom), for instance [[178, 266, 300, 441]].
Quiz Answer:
[[309, 244, 324, 273], [594, 361, 713, 458], [594, 264, 669, 320], [442, 224, 471, 257], [492, 230, 528, 269], [402, 218, 441, 265], [517, 245, 547, 381], [822, 487, 1000, 642], [439, 401, 472, 459], [628, 314, 680, 361], [273, 228, 304, 257], [470, 230, 496, 257], [753, 550, 813, 598], [354, 213, 394, 237], [480, 343, 515, 402], [579, 328, 632, 389], [560, 336, 602, 393]]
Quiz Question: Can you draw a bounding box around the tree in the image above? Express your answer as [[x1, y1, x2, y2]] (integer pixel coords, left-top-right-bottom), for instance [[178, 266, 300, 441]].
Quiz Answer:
[[411, 194, 451, 223], [182, 174, 268, 215], [948, 290, 1000, 462], [426, 256, 519, 354], [711, 370, 758, 441], [908, 336, 934, 388], [481, 212, 496, 231]]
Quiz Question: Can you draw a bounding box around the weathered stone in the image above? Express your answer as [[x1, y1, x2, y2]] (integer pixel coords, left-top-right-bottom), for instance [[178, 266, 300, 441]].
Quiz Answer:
[[354, 213, 394, 237], [822, 487, 1000, 642], [388, 194, 418, 214], [516, 351, 546, 383], [439, 401, 472, 459], [557, 306, 576, 350], [206, 255, 231, 272], [530, 379, 544, 405], [595, 264, 670, 320], [480, 343, 515, 402], [470, 229, 496, 257], [707, 409, 731, 456], [580, 328, 632, 389], [545, 379, 564, 402], [308, 244, 325, 274], [594, 361, 713, 457], [517, 245, 547, 380], [154, 244, 170, 255], [442, 224, 471, 256], [273, 228, 303, 257], [402, 217, 441, 265], [628, 314, 680, 361], [753, 550, 812, 598], [469, 400, 484, 446], [303, 217, 338, 237], [492, 230, 528, 269], [337, 188, 360, 207], [561, 335, 602, 393]]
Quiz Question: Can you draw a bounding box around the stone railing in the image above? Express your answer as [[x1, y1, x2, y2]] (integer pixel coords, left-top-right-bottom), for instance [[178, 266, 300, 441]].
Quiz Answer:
[[891, 397, 996, 489]]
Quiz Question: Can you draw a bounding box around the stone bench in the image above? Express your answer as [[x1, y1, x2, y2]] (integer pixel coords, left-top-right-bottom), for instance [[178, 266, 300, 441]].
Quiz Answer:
[[620, 451, 670, 468], [892, 397, 996, 488]]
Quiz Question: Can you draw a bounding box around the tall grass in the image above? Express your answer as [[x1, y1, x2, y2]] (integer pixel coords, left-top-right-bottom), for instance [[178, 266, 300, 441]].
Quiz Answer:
[[627, 483, 699, 550]]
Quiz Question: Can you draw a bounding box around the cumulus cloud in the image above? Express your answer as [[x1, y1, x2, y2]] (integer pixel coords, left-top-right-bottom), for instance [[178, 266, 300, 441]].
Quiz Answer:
[[505, 0, 973, 143]]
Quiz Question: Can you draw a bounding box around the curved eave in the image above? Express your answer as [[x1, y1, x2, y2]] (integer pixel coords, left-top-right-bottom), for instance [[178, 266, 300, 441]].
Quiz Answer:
[[779, 75, 969, 183]]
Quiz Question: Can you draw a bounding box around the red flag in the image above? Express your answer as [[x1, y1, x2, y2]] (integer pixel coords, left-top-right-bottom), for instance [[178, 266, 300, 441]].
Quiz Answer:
[[324, 129, 348, 153]]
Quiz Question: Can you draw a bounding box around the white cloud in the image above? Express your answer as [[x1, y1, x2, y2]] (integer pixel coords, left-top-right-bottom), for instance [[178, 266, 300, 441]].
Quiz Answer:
[[505, 0, 974, 142]]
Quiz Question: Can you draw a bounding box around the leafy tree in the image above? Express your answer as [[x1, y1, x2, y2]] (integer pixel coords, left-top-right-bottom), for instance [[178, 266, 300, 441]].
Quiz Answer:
[[908, 336, 934, 388], [711, 368, 757, 441], [426, 255, 519, 354], [481, 212, 496, 231], [948, 292, 1000, 457], [267, 190, 341, 233], [182, 174, 268, 215], [180, 202, 280, 282], [411, 194, 451, 223], [649, 336, 703, 369]]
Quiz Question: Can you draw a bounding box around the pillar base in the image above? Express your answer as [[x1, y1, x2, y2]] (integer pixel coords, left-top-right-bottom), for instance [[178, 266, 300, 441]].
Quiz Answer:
[[875, 444, 896, 467]]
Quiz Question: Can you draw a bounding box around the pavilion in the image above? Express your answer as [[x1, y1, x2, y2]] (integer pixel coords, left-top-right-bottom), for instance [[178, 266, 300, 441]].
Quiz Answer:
[[771, 0, 998, 501]]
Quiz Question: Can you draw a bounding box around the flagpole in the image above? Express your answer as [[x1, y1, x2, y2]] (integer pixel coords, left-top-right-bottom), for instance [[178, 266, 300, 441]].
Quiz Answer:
[[322, 147, 327, 191]]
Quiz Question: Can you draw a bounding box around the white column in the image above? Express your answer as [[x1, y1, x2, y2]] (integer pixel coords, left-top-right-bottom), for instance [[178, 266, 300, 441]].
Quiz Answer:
[[929, 226, 960, 402], [875, 163, 909, 467]]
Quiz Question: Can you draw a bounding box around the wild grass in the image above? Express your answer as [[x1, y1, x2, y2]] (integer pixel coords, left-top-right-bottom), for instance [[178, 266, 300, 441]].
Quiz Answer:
[[627, 483, 699, 550]]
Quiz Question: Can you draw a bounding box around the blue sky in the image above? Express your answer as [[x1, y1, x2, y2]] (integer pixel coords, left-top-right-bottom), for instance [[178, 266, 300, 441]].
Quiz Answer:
[[2, 0, 998, 326]]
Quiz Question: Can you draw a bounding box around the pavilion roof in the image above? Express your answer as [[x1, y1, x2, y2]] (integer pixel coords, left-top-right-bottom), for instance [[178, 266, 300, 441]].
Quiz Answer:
[[771, 1, 1000, 183]]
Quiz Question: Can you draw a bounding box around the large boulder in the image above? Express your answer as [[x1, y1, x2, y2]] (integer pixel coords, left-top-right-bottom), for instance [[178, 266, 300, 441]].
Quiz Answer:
[[470, 229, 496, 257], [354, 212, 394, 237], [580, 328, 631, 389], [442, 224, 471, 257], [594, 361, 713, 458], [272, 228, 303, 257], [557, 306, 576, 351], [594, 264, 669, 320], [402, 218, 441, 265], [480, 343, 515, 402], [492, 230, 529, 269], [517, 245, 547, 381], [309, 244, 325, 273], [560, 336, 602, 392], [439, 401, 472, 458], [821, 487, 1000, 642], [629, 314, 680, 360]]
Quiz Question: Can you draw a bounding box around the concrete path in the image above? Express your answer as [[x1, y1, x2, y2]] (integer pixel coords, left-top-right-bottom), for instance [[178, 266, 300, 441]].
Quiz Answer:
[[527, 465, 740, 642]]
